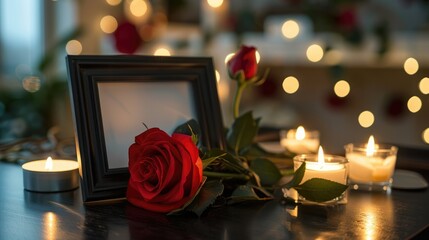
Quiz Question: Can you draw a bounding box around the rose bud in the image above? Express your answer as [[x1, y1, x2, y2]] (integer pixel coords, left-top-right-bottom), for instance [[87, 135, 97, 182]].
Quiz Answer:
[[227, 45, 258, 80]]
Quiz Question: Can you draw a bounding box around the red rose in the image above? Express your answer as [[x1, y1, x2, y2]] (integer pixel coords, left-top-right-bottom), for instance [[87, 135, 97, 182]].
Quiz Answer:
[[127, 128, 203, 213], [227, 45, 258, 80]]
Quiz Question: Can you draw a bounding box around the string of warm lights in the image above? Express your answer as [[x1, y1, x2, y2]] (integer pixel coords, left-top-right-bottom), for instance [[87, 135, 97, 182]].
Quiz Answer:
[[250, 17, 428, 144], [401, 57, 429, 143], [64, 0, 428, 145]]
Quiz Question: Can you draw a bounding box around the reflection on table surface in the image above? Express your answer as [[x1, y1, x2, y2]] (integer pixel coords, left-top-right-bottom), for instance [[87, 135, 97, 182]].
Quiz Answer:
[[0, 147, 428, 240]]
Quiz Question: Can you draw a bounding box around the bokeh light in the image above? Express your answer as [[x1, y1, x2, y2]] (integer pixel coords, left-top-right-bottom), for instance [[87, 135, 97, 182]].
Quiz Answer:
[[215, 70, 220, 83], [130, 0, 148, 17], [22, 76, 41, 93], [217, 81, 229, 102], [419, 77, 429, 94], [281, 20, 300, 39], [100, 15, 118, 34], [124, 0, 151, 24], [224, 53, 234, 64], [306, 44, 324, 62], [282, 76, 299, 94], [403, 57, 419, 75], [334, 80, 350, 97], [154, 47, 171, 56], [358, 111, 375, 128], [106, 0, 121, 6], [207, 0, 223, 8], [255, 50, 261, 64], [65, 40, 82, 55], [407, 96, 422, 113], [423, 128, 429, 144]]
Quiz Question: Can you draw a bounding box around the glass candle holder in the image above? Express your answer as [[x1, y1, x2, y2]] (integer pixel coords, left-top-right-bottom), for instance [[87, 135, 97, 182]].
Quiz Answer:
[[287, 153, 349, 205], [345, 143, 398, 191], [280, 127, 320, 154]]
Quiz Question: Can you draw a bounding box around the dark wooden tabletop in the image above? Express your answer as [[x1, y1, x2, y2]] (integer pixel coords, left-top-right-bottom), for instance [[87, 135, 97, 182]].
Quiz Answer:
[[1, 147, 429, 240]]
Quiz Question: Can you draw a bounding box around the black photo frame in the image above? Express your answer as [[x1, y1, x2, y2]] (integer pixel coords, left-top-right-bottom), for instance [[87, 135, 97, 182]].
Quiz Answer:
[[66, 55, 226, 203]]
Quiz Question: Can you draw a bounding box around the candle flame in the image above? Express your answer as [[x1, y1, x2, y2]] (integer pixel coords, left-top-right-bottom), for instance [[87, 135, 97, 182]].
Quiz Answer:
[[45, 157, 53, 171], [317, 146, 325, 165], [296, 126, 306, 140], [366, 135, 375, 157], [207, 0, 223, 8]]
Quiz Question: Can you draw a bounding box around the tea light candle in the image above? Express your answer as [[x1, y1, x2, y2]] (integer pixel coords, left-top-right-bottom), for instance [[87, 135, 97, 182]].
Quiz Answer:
[[345, 136, 398, 191], [280, 126, 319, 154], [290, 146, 349, 204], [22, 157, 79, 192]]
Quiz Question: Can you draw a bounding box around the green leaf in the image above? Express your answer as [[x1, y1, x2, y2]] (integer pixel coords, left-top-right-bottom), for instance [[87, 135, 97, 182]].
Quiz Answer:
[[203, 171, 250, 181], [245, 143, 279, 156], [202, 152, 227, 169], [201, 148, 226, 160], [245, 143, 295, 171], [245, 143, 269, 156], [203, 149, 250, 174], [245, 143, 295, 161], [173, 119, 201, 145], [227, 111, 260, 155], [184, 180, 224, 217], [249, 158, 282, 186], [280, 168, 295, 176], [282, 161, 306, 189], [220, 152, 250, 173], [228, 185, 272, 204], [295, 178, 348, 203], [231, 185, 258, 197]]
